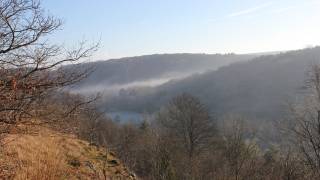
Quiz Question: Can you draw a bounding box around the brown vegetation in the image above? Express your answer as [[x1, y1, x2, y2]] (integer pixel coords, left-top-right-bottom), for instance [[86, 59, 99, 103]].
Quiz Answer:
[[87, 92, 320, 180], [0, 127, 136, 180], [2, 0, 320, 180], [0, 0, 98, 126]]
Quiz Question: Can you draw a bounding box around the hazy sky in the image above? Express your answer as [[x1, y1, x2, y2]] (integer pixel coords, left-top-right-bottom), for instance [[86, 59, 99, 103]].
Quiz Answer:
[[43, 0, 320, 60]]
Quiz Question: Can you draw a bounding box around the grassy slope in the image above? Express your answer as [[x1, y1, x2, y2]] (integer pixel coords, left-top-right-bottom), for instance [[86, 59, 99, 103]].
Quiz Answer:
[[0, 127, 136, 180]]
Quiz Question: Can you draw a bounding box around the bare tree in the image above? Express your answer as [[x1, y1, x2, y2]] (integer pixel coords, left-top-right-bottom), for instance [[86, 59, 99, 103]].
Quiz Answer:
[[220, 115, 259, 180], [77, 102, 107, 145], [0, 0, 98, 125], [157, 93, 216, 179], [285, 64, 320, 177], [35, 92, 101, 134]]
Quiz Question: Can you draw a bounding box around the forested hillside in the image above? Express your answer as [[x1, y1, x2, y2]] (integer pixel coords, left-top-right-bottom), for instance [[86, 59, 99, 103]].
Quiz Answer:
[[100, 47, 320, 121], [70, 53, 256, 94]]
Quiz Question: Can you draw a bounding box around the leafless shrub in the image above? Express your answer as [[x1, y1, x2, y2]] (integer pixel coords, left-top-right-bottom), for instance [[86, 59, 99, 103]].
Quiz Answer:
[[0, 0, 98, 126], [156, 93, 216, 179], [285, 64, 320, 177]]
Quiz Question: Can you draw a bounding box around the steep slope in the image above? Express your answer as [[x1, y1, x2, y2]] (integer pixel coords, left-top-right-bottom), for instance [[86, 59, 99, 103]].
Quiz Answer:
[[0, 127, 136, 180]]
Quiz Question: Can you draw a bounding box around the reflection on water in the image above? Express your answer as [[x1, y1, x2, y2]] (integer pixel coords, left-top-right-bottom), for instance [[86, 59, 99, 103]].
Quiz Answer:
[[107, 111, 143, 124]]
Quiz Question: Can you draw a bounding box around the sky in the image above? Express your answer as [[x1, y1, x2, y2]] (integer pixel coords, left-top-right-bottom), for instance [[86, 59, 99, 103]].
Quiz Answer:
[[43, 0, 320, 60]]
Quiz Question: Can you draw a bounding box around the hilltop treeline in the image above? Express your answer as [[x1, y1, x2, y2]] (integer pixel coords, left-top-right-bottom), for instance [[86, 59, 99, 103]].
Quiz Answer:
[[101, 47, 320, 121]]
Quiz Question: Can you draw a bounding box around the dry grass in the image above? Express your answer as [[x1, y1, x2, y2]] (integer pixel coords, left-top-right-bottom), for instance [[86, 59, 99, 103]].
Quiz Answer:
[[0, 127, 136, 180]]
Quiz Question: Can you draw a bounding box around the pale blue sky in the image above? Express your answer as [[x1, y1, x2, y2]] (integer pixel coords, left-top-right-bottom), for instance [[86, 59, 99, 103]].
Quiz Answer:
[[43, 0, 320, 59]]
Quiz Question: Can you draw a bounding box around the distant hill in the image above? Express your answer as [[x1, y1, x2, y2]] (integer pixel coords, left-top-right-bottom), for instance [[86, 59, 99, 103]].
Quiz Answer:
[[100, 47, 320, 121], [70, 53, 256, 94]]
